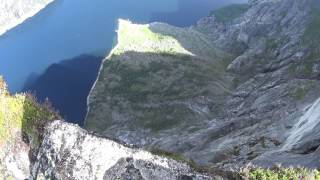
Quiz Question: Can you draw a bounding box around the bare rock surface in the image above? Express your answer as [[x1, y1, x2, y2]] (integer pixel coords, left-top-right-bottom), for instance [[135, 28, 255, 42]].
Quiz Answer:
[[32, 121, 212, 180]]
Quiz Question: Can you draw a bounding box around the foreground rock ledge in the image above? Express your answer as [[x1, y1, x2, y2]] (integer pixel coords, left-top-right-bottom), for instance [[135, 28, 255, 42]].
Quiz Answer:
[[32, 121, 212, 180]]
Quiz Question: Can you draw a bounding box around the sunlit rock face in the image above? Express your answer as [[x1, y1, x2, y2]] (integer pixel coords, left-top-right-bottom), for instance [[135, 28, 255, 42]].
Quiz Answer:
[[32, 121, 212, 180], [0, 130, 30, 180], [0, 0, 54, 36], [86, 0, 320, 170]]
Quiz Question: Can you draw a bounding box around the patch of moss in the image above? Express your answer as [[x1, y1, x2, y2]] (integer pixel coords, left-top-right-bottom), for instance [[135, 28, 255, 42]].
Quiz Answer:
[[105, 52, 227, 103], [303, 1, 320, 44], [246, 168, 320, 180], [136, 104, 195, 132], [289, 82, 314, 101], [211, 4, 249, 23], [287, 60, 316, 77], [290, 87, 308, 100], [302, 0, 320, 61], [266, 38, 278, 50]]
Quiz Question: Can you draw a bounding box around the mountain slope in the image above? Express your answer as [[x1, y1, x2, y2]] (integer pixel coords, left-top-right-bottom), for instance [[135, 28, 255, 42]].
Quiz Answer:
[[0, 0, 54, 36], [86, 0, 320, 170], [85, 19, 234, 144]]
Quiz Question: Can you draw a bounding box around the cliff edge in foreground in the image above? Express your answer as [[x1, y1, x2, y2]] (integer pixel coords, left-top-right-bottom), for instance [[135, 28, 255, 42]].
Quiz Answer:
[[32, 121, 212, 180]]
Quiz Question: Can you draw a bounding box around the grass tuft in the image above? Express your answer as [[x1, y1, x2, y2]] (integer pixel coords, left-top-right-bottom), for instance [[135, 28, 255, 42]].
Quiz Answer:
[[244, 167, 320, 180]]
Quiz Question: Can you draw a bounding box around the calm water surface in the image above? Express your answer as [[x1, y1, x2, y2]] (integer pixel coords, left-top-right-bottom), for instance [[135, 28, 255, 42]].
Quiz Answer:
[[0, 0, 246, 92]]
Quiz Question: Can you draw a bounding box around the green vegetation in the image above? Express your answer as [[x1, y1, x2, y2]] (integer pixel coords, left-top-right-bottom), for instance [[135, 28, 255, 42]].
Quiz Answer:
[[290, 87, 308, 100], [289, 2, 320, 77], [246, 168, 320, 180], [114, 19, 193, 56], [288, 61, 315, 77], [0, 77, 59, 146], [150, 151, 320, 180], [104, 53, 227, 103], [211, 4, 249, 23], [136, 104, 195, 131], [266, 38, 279, 50], [291, 2, 320, 77], [302, 0, 320, 50], [289, 82, 315, 101]]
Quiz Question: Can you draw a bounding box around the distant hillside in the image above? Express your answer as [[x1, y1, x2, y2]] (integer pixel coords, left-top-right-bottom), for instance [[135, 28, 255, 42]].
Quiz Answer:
[[0, 0, 54, 36]]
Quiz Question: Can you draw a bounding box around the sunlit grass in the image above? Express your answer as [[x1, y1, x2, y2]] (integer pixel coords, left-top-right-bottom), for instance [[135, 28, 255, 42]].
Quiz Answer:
[[112, 19, 194, 56], [246, 168, 320, 180]]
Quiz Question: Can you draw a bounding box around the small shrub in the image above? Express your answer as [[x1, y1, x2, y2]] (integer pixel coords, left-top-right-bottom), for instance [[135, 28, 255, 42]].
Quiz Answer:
[[246, 168, 320, 180]]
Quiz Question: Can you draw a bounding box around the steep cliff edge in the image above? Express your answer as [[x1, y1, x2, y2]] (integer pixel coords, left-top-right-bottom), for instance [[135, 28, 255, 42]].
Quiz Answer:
[[0, 77, 58, 179], [86, 0, 320, 170], [0, 0, 55, 36], [32, 121, 212, 180], [1, 77, 211, 179]]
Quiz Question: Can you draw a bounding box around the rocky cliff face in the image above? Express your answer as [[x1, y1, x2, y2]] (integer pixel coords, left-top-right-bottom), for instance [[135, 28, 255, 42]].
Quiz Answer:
[[1, 77, 211, 179], [86, 0, 320, 170], [0, 0, 54, 36], [0, 77, 58, 179], [32, 121, 212, 180]]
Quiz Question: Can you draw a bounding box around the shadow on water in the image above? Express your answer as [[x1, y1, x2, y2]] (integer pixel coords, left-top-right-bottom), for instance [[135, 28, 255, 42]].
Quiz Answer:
[[23, 55, 102, 126]]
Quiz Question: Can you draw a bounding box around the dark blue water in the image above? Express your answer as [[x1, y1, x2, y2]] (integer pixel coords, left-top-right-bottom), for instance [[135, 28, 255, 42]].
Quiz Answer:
[[0, 0, 246, 92], [152, 0, 247, 27], [23, 55, 102, 125]]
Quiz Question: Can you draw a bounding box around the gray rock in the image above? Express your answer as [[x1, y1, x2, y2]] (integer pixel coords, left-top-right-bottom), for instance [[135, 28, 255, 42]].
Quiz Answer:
[[32, 121, 213, 180]]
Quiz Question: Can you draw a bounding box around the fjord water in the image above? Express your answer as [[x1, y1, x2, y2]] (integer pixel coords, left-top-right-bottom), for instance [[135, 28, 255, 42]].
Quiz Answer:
[[0, 0, 246, 92]]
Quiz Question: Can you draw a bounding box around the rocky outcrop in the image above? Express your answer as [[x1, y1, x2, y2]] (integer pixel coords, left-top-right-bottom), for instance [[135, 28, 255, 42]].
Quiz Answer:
[[86, 0, 320, 171], [0, 129, 31, 180], [0, 77, 59, 179], [0, 0, 54, 36], [32, 121, 212, 180]]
